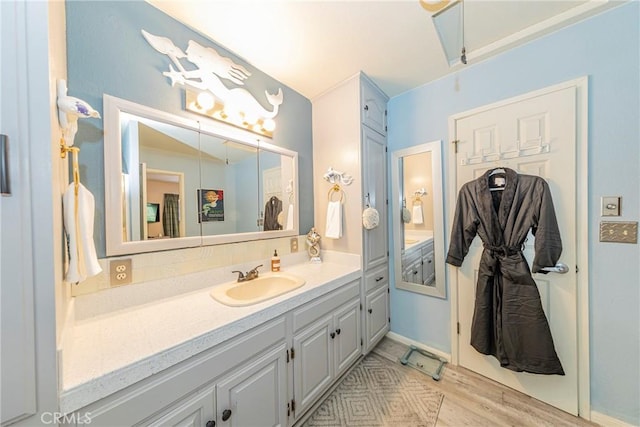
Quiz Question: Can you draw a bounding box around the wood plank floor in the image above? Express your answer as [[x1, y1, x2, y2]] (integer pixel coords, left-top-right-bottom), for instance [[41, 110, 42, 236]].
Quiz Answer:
[[372, 337, 598, 427]]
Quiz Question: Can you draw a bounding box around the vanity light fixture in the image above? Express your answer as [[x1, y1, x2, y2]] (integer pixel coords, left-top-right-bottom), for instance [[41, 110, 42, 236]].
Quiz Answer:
[[186, 89, 278, 137], [141, 29, 283, 139]]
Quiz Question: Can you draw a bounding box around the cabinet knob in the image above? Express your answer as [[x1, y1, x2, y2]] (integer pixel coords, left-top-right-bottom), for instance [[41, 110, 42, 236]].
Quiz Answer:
[[222, 409, 232, 421], [364, 105, 369, 111], [330, 332, 336, 339], [368, 308, 373, 314], [375, 276, 384, 282], [336, 328, 341, 335], [206, 421, 216, 427]]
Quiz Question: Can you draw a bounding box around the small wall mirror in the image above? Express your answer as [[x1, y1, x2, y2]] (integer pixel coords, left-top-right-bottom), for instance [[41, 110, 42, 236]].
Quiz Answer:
[[104, 95, 298, 256], [391, 141, 446, 298]]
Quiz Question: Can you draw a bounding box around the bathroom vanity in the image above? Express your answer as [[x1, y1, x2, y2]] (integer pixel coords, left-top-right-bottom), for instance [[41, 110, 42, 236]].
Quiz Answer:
[[59, 253, 383, 426], [401, 232, 435, 286]]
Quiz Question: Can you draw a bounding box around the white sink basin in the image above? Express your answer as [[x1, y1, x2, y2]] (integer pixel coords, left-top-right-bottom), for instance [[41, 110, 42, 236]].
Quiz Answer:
[[210, 272, 306, 306]]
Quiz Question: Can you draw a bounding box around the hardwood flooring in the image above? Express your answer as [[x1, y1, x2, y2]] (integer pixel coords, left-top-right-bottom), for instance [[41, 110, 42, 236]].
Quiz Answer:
[[372, 337, 598, 427]]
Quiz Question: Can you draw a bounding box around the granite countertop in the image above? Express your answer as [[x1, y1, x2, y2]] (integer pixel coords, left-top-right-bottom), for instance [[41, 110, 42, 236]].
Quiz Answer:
[[59, 251, 361, 414]]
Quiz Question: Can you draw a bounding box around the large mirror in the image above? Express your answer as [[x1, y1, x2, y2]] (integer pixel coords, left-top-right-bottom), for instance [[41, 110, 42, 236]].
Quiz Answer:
[[391, 141, 446, 298], [104, 95, 298, 256]]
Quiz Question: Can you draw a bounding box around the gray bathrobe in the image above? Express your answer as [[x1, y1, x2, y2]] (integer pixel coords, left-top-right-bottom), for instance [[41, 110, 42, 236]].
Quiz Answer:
[[446, 168, 564, 375]]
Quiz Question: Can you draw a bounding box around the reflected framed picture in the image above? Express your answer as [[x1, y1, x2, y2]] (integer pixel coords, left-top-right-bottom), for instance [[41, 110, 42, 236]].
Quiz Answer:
[[198, 189, 224, 222], [146, 203, 160, 223]]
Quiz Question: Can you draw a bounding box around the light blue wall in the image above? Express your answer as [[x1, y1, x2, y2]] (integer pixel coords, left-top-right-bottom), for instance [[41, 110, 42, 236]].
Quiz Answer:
[[66, 0, 313, 257], [388, 3, 639, 424]]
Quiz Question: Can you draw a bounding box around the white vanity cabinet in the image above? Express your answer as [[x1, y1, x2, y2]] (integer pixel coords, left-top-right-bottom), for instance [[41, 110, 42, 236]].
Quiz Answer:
[[291, 279, 361, 421], [142, 342, 287, 427], [73, 318, 288, 427], [66, 276, 365, 427]]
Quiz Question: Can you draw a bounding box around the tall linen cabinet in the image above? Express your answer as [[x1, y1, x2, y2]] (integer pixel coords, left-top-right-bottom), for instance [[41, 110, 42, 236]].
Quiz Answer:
[[312, 72, 390, 354]]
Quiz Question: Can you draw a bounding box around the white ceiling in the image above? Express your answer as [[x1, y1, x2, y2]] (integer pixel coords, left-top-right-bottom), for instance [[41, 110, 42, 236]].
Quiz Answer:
[[147, 0, 620, 100]]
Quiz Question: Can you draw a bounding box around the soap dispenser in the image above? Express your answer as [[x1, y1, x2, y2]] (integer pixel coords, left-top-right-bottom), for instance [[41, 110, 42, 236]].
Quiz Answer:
[[271, 250, 280, 272]]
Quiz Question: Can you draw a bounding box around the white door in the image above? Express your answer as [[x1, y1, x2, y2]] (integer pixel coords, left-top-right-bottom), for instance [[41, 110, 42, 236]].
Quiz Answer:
[[453, 86, 579, 414]]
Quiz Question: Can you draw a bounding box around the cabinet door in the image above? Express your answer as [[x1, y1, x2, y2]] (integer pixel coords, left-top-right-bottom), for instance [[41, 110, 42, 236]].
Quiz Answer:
[[362, 126, 388, 271], [216, 342, 287, 427], [293, 315, 334, 418], [365, 285, 390, 350], [144, 387, 215, 427], [422, 250, 435, 286], [333, 299, 361, 378], [361, 79, 387, 135]]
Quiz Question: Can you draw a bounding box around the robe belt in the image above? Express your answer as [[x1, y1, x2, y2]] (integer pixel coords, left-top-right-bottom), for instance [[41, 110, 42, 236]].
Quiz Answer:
[[482, 243, 521, 256]]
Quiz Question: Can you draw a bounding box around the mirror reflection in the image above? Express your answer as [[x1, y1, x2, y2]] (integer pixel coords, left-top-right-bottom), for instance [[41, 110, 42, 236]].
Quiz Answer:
[[391, 141, 446, 298], [104, 95, 299, 256], [120, 113, 199, 242], [400, 151, 435, 286]]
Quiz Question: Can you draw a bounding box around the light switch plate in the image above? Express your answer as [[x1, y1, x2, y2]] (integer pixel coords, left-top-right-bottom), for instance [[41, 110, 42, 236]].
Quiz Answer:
[[601, 196, 621, 216], [290, 237, 299, 253], [599, 221, 638, 243]]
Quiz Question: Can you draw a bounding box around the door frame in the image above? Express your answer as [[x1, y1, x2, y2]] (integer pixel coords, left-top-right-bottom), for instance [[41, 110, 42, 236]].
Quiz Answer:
[[446, 77, 590, 418]]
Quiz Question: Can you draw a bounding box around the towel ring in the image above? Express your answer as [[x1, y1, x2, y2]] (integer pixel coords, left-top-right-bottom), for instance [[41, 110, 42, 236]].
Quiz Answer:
[[328, 184, 345, 203]]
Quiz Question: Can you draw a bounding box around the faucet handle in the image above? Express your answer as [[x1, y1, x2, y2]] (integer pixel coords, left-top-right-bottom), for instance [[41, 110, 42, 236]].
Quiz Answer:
[[249, 264, 263, 273]]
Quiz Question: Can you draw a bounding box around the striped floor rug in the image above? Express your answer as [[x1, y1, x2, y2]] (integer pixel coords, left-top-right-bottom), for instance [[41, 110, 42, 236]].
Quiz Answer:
[[303, 353, 444, 426]]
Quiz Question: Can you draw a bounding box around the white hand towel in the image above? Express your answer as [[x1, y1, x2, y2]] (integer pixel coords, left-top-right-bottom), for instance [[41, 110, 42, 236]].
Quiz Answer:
[[412, 204, 424, 225], [285, 203, 294, 230], [325, 201, 342, 239], [63, 183, 102, 283]]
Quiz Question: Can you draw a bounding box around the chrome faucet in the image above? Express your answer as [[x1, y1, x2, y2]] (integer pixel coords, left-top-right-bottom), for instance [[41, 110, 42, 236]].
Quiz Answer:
[[232, 264, 263, 282]]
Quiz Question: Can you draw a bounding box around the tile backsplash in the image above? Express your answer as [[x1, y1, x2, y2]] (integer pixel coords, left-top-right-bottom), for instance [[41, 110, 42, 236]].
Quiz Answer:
[[72, 235, 305, 297]]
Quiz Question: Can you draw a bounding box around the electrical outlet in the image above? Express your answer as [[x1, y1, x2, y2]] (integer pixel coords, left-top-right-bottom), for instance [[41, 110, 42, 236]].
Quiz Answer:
[[290, 237, 299, 253], [110, 258, 132, 286]]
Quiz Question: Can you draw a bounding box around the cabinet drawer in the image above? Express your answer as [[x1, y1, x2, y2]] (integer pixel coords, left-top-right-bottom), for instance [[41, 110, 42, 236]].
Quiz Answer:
[[364, 265, 388, 292], [292, 279, 360, 332]]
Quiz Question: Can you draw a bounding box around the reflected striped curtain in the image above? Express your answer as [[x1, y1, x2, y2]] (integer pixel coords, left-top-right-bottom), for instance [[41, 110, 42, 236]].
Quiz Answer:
[[162, 193, 180, 238]]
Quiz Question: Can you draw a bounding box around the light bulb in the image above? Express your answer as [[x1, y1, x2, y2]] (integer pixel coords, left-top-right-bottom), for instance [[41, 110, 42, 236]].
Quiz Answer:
[[263, 118, 276, 132], [196, 92, 215, 111]]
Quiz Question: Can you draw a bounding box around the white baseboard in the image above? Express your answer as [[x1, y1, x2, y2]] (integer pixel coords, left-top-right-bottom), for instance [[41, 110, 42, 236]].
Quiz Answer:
[[590, 411, 636, 427], [385, 331, 451, 362]]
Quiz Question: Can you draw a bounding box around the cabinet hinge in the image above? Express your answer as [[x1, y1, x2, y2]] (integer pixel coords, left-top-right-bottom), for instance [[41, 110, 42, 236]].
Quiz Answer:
[[385, 146, 388, 153], [387, 287, 389, 293], [387, 250, 389, 257], [452, 140, 460, 154], [291, 399, 296, 412], [287, 402, 290, 417], [291, 347, 295, 360], [389, 317, 391, 323], [286, 349, 289, 363], [457, 322, 460, 334], [361, 338, 363, 346], [359, 303, 363, 311]]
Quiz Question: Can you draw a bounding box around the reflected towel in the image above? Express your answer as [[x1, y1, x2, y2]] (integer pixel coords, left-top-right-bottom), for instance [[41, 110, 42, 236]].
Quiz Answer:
[[63, 183, 102, 283], [412, 204, 424, 224], [286, 203, 294, 230], [325, 201, 342, 239]]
